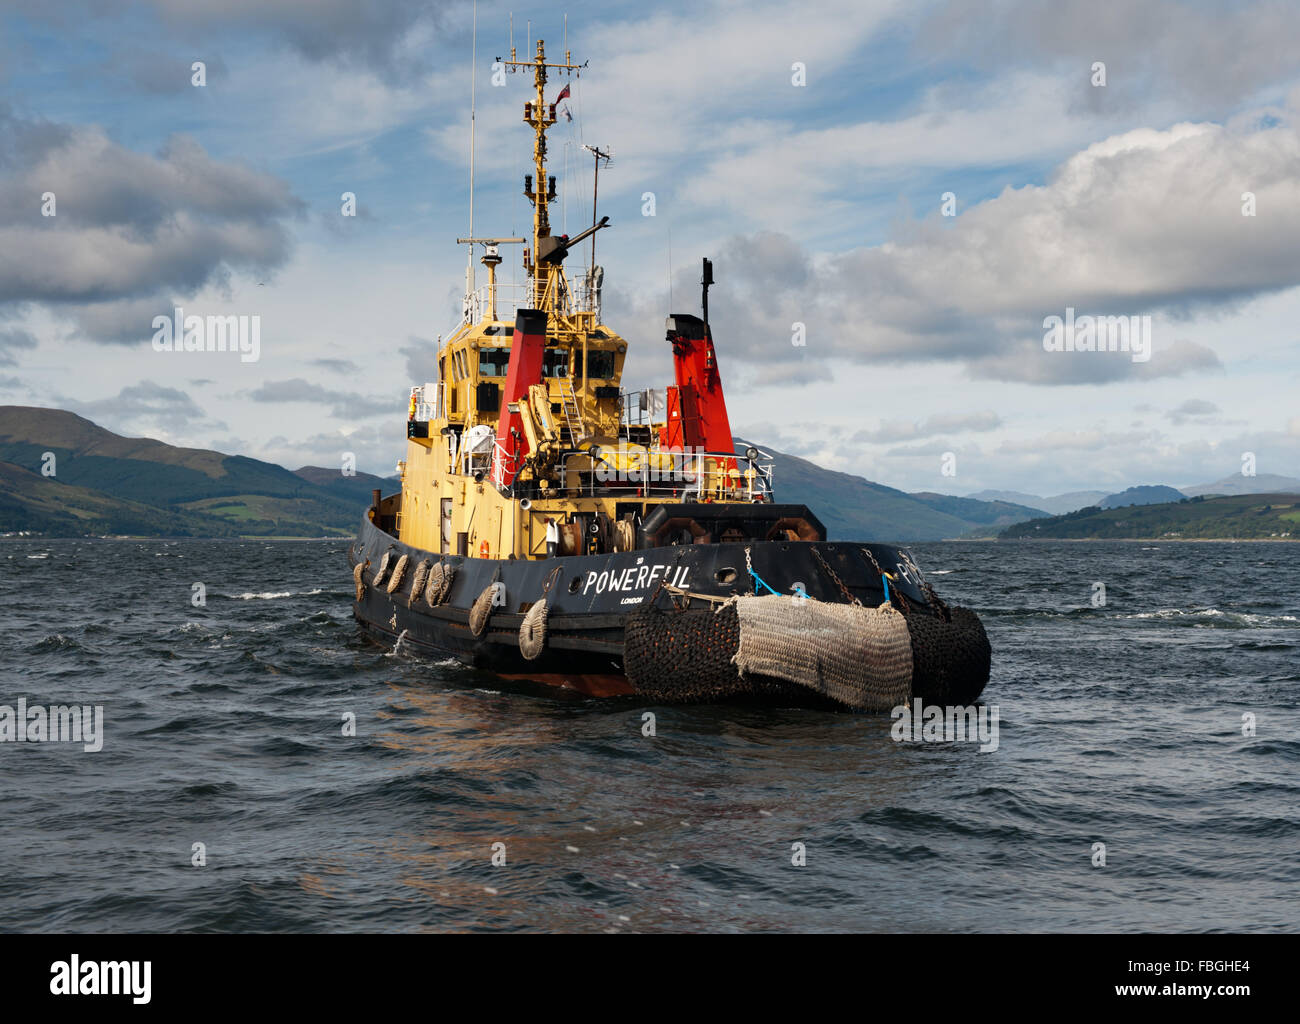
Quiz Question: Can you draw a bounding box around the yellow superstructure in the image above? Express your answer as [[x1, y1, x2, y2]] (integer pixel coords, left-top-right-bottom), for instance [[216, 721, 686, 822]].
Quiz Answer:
[[379, 39, 772, 562]]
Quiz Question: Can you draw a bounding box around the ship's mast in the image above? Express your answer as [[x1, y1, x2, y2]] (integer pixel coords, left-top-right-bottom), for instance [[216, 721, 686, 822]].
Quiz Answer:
[[500, 39, 586, 317], [464, 0, 478, 313]]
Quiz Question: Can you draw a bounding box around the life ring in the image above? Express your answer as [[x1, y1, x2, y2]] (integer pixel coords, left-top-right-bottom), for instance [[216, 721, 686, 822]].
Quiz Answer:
[[479, 540, 490, 558]]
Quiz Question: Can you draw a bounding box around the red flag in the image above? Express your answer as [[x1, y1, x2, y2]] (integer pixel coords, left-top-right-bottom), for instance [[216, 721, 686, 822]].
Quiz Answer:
[[555, 83, 571, 103]]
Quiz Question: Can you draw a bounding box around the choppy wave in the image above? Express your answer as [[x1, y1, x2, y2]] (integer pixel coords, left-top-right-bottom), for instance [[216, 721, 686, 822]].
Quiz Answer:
[[0, 537, 1296, 933], [228, 588, 324, 600], [1127, 607, 1300, 627]]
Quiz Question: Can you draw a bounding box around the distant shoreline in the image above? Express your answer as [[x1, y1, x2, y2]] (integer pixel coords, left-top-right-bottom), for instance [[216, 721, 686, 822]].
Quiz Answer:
[[3, 534, 1296, 544], [1, 534, 349, 541], [983, 536, 1299, 543]]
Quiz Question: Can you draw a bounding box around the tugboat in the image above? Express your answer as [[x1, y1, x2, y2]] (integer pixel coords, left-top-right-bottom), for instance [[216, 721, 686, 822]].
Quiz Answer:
[[348, 39, 991, 710]]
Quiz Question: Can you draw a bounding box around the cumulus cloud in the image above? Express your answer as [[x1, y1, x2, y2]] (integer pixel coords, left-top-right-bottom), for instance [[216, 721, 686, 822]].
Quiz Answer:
[[853, 411, 1001, 444], [743, 361, 832, 388], [696, 108, 1300, 385], [91, 49, 230, 95], [310, 358, 362, 375], [0, 107, 303, 343], [967, 337, 1224, 385], [882, 440, 980, 459], [996, 429, 1162, 455], [918, 0, 1300, 114], [246, 378, 395, 420], [0, 326, 37, 365], [400, 337, 438, 382], [252, 423, 403, 477], [3, 0, 457, 80], [1168, 398, 1221, 424], [60, 379, 222, 437]]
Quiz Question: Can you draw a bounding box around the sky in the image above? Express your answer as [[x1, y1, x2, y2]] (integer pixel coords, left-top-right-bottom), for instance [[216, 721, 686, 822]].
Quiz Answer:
[[1, 0, 1299, 497]]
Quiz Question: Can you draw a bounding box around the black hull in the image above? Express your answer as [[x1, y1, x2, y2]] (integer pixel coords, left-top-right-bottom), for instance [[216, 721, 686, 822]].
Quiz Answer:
[[348, 514, 988, 704]]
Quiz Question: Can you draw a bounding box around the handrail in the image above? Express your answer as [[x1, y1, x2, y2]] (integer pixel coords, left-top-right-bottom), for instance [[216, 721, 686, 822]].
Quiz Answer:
[[489, 438, 522, 490]]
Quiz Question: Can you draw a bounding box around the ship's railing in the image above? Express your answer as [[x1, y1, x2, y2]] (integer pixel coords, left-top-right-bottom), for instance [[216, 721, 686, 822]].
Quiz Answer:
[[410, 382, 443, 422], [686, 448, 775, 502], [489, 438, 523, 488], [529, 445, 774, 502], [568, 269, 602, 321], [462, 267, 603, 324], [443, 430, 458, 474], [454, 433, 494, 477], [620, 388, 666, 428], [463, 283, 530, 325]]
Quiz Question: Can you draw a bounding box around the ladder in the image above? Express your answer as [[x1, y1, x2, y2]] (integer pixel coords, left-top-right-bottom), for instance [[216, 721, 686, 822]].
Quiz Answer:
[[559, 379, 585, 443]]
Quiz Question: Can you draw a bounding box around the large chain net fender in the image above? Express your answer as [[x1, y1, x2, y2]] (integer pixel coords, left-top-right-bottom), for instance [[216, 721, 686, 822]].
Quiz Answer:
[[903, 605, 991, 706], [623, 601, 805, 703]]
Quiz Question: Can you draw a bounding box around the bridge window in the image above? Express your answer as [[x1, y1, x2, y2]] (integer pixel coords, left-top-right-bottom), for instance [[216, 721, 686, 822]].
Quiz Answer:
[[585, 350, 615, 380], [542, 350, 569, 378], [478, 347, 511, 377]]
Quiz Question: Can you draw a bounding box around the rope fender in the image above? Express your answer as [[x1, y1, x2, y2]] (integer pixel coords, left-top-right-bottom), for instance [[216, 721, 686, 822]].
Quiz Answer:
[[731, 595, 913, 711], [409, 560, 431, 601], [624, 587, 989, 709], [469, 583, 497, 637], [424, 561, 456, 606], [519, 599, 548, 660], [384, 554, 410, 594], [518, 566, 561, 660]]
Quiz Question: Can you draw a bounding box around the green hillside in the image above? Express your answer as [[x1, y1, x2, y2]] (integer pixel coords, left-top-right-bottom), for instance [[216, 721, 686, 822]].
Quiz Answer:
[[294, 465, 399, 507], [999, 493, 1300, 540], [907, 491, 1048, 535], [0, 407, 1078, 541], [0, 461, 241, 537], [0, 406, 367, 537], [740, 439, 1038, 541], [1100, 484, 1186, 508]]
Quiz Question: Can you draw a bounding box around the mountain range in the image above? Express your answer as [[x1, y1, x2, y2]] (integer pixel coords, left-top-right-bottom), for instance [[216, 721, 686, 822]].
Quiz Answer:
[[968, 474, 1300, 515], [0, 406, 391, 538], [999, 493, 1299, 540], [1, 405, 1296, 542]]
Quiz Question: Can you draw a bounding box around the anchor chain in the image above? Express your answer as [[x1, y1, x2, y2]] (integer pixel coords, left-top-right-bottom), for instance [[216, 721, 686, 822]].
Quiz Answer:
[[744, 545, 782, 596], [810, 547, 861, 606], [858, 546, 911, 613], [899, 549, 949, 621]]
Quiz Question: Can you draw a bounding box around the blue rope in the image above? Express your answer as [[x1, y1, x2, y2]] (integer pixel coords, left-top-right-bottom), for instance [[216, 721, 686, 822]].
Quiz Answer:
[[881, 573, 891, 603], [748, 568, 781, 596]]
